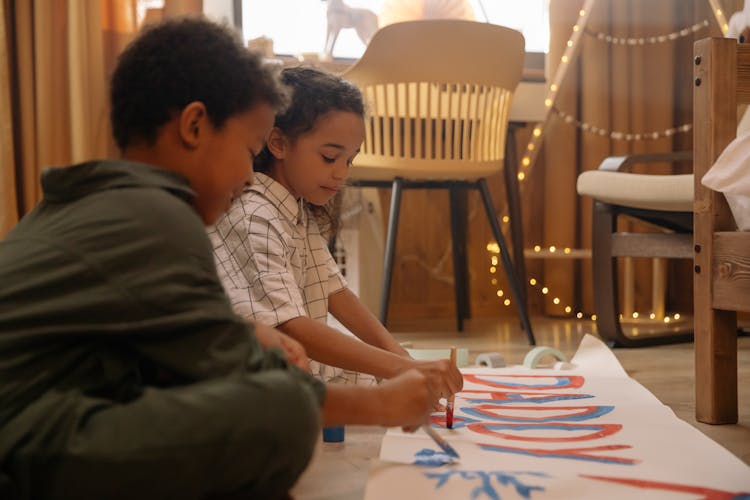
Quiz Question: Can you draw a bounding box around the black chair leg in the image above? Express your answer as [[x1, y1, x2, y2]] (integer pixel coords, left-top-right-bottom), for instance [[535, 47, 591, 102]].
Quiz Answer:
[[379, 178, 403, 326], [478, 179, 535, 345], [503, 124, 528, 308], [449, 186, 469, 332]]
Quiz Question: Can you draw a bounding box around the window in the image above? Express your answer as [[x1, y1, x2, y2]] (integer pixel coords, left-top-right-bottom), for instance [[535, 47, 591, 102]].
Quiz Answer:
[[241, 0, 549, 60]]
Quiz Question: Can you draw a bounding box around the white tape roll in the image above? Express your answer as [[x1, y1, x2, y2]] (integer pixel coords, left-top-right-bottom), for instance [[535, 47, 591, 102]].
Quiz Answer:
[[522, 346, 568, 369], [475, 352, 506, 368]]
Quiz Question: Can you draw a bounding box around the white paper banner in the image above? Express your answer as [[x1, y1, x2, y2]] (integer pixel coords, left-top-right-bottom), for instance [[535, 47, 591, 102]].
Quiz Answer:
[[365, 335, 750, 499]]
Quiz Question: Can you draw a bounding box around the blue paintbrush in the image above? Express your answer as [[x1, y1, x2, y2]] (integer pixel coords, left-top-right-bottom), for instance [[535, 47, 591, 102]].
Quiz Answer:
[[422, 425, 460, 460]]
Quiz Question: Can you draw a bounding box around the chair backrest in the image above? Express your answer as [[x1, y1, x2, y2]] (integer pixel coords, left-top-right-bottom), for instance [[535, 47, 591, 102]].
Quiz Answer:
[[344, 20, 525, 175]]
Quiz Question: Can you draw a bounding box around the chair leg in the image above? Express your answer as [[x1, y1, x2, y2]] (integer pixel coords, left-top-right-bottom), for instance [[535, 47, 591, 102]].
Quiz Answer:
[[503, 124, 528, 308], [379, 178, 403, 326], [591, 201, 626, 347], [478, 179, 535, 345], [449, 186, 469, 332], [592, 201, 693, 347]]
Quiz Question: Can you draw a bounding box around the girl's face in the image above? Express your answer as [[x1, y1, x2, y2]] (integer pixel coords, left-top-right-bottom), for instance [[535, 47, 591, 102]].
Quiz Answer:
[[269, 110, 365, 205]]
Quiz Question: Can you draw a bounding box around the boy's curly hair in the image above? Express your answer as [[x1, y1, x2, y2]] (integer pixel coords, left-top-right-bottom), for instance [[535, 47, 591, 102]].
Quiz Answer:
[[110, 16, 288, 150]]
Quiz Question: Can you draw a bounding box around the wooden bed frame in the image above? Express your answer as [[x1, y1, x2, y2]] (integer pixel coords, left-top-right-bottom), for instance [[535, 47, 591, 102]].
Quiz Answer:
[[693, 37, 750, 424]]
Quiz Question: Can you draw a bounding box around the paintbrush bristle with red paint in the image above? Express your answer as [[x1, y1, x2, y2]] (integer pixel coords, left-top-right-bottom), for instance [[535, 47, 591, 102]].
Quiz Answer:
[[446, 346, 456, 429]]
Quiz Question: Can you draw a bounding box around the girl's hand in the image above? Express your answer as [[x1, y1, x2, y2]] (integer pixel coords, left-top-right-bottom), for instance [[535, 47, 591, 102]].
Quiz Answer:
[[409, 358, 463, 403], [252, 322, 310, 372]]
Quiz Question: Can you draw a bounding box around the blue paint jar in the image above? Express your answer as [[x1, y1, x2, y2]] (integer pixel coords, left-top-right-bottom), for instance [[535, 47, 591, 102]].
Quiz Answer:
[[322, 425, 345, 442]]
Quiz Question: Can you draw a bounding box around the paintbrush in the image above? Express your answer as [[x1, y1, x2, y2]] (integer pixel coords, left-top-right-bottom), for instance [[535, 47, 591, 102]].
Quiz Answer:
[[422, 424, 460, 460], [446, 346, 456, 429]]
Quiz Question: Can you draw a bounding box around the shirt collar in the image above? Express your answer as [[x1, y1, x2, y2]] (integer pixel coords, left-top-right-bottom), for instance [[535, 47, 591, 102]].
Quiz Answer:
[[248, 172, 307, 226]]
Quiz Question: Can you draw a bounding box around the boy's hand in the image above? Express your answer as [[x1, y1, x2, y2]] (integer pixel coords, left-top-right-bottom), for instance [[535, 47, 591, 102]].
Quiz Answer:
[[375, 369, 438, 430], [252, 322, 310, 372], [410, 358, 463, 403]]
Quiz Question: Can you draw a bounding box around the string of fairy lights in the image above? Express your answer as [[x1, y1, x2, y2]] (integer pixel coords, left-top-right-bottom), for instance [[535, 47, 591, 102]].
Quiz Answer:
[[484, 0, 730, 320]]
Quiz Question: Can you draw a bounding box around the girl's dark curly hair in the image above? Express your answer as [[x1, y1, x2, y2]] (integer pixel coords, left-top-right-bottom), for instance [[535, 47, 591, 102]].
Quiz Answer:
[[110, 16, 288, 150], [254, 66, 365, 239]]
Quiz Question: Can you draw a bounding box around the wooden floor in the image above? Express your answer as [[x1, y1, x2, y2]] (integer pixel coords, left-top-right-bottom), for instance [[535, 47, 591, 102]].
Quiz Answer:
[[293, 316, 750, 499]]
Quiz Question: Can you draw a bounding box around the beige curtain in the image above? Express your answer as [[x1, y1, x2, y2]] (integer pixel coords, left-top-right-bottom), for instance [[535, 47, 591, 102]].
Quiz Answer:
[[0, 0, 138, 238]]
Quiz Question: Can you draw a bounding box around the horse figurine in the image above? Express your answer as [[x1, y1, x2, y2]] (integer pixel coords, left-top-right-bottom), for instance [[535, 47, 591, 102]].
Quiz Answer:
[[322, 0, 378, 58]]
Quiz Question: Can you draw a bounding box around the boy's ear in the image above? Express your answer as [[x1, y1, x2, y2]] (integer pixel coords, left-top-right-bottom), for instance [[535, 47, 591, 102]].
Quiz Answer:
[[266, 127, 288, 159], [179, 102, 208, 148]]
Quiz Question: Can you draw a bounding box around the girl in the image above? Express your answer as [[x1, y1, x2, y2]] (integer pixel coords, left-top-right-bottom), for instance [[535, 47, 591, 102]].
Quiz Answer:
[[210, 66, 461, 397]]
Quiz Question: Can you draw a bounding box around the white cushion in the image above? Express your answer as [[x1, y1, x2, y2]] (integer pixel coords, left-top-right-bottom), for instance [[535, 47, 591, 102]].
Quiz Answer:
[[577, 171, 693, 212]]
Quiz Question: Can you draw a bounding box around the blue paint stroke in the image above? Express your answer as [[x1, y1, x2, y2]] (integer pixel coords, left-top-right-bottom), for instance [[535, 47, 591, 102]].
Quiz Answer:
[[466, 393, 594, 405], [424, 470, 548, 500], [462, 405, 614, 423], [480, 423, 610, 433], [470, 375, 576, 389], [413, 448, 455, 467]]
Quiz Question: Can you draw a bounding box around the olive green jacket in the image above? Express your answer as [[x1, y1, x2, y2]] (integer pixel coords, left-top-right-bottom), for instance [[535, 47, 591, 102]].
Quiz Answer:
[[0, 160, 324, 456]]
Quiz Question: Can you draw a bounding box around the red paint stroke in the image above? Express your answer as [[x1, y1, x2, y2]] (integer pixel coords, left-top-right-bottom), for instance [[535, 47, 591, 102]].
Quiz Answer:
[[582, 475, 750, 499], [468, 422, 622, 442], [464, 374, 585, 390], [479, 443, 639, 465], [468, 405, 608, 422]]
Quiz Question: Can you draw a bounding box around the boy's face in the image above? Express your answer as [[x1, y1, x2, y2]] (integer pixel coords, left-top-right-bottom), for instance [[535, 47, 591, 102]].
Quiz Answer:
[[272, 110, 364, 206], [192, 103, 275, 224]]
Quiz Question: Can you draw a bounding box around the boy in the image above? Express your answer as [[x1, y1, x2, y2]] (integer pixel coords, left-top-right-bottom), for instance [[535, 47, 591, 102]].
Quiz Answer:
[[0, 17, 436, 500]]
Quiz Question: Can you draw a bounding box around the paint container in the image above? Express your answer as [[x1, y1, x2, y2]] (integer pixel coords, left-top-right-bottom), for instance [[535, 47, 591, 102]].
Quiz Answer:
[[322, 425, 345, 442]]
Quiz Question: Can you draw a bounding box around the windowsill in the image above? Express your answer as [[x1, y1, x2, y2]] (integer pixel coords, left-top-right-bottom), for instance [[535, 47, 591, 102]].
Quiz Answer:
[[266, 52, 547, 82]]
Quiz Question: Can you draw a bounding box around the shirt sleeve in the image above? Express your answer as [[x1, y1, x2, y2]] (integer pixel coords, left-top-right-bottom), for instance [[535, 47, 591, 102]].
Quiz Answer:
[[316, 232, 347, 296], [213, 207, 307, 328]]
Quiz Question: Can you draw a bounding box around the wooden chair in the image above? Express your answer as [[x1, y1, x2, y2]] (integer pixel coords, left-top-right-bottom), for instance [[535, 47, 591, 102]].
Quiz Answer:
[[343, 20, 535, 343], [577, 152, 695, 347], [692, 37, 750, 425]]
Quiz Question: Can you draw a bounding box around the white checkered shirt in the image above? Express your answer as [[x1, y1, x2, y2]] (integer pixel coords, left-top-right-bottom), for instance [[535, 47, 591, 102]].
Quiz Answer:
[[209, 173, 375, 385]]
